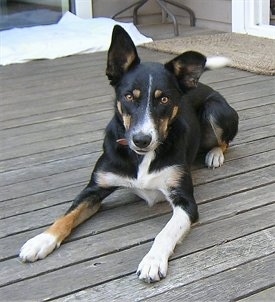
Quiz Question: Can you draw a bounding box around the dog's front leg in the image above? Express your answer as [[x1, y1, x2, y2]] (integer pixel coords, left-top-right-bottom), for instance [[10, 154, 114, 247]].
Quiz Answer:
[[19, 183, 115, 262], [137, 175, 198, 283], [137, 206, 191, 283]]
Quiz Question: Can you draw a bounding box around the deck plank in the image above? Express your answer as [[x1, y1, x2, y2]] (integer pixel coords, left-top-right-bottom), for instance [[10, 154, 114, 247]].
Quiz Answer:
[[0, 33, 274, 301], [240, 286, 275, 302], [1, 179, 275, 261], [49, 228, 275, 302], [144, 254, 275, 302], [1, 207, 275, 300]]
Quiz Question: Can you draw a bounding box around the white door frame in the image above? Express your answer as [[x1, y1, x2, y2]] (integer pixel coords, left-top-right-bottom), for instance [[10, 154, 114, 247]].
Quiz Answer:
[[74, 0, 93, 18], [232, 0, 275, 39]]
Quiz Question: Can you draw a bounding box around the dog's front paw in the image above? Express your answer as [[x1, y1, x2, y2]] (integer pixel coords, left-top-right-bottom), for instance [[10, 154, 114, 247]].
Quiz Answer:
[[205, 147, 224, 168], [137, 251, 168, 283], [19, 233, 59, 262]]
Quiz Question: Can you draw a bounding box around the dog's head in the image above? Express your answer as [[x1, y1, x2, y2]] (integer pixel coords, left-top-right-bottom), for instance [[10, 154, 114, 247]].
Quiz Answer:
[[106, 25, 206, 155]]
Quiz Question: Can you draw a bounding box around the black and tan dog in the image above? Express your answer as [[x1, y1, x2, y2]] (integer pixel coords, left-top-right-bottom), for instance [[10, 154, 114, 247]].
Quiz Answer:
[[20, 25, 238, 283]]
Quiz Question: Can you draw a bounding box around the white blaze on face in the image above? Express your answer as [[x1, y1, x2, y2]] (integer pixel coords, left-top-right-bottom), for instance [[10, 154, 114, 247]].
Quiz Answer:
[[130, 74, 159, 151]]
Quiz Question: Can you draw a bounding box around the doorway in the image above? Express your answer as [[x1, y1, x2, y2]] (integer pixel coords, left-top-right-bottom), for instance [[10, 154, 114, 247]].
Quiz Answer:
[[232, 0, 275, 39]]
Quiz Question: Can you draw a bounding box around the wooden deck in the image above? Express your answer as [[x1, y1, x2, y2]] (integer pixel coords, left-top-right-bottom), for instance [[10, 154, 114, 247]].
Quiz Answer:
[[1, 25, 275, 301]]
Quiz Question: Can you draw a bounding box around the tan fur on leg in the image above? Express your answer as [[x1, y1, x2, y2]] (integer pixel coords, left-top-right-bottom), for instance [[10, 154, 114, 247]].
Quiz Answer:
[[46, 202, 101, 244]]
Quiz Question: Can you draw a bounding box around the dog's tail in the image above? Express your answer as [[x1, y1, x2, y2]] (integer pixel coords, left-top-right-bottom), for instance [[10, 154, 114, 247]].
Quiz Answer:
[[205, 56, 231, 71]]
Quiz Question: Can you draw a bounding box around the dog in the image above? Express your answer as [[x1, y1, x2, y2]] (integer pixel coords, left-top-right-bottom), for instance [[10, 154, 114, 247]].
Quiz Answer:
[[19, 25, 238, 283]]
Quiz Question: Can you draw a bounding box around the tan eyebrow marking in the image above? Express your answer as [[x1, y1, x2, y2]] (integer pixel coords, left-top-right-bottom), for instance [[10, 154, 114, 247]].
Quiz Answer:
[[154, 89, 163, 98], [133, 89, 141, 99]]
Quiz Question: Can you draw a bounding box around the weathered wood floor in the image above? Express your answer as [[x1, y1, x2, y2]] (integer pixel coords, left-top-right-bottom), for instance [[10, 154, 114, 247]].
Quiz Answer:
[[1, 33, 275, 301]]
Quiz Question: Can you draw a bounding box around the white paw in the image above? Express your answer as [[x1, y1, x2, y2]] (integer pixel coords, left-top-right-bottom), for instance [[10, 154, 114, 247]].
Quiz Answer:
[[19, 233, 59, 262], [205, 147, 224, 168], [136, 251, 168, 283]]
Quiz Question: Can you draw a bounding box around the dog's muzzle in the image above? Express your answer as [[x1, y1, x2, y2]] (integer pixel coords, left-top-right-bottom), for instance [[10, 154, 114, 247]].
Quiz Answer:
[[117, 132, 158, 155], [132, 133, 152, 149], [130, 132, 158, 155]]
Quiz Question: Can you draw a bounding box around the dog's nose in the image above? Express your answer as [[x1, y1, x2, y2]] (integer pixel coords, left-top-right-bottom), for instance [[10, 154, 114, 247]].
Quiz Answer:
[[133, 133, 152, 149]]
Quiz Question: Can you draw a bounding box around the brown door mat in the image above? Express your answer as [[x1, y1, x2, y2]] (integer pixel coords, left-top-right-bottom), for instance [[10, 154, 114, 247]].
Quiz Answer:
[[142, 33, 275, 75]]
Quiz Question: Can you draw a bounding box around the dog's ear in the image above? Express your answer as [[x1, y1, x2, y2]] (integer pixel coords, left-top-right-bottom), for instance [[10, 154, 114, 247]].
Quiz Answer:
[[106, 25, 140, 86], [165, 51, 206, 89]]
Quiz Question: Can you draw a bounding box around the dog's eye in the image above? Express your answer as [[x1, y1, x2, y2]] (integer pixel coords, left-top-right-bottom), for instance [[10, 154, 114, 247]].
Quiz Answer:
[[160, 96, 170, 104], [125, 94, 134, 102]]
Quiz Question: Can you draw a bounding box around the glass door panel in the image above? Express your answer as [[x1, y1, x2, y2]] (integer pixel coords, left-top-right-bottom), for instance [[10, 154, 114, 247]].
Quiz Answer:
[[0, 0, 71, 31]]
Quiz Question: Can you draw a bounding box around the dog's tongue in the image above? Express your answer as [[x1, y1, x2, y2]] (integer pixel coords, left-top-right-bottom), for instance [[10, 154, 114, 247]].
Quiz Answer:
[[116, 138, 128, 146]]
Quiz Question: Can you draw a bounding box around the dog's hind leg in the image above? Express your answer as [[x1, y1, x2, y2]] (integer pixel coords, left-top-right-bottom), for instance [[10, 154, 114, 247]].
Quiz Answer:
[[200, 92, 239, 168], [205, 140, 228, 168], [204, 115, 228, 168], [19, 184, 114, 262]]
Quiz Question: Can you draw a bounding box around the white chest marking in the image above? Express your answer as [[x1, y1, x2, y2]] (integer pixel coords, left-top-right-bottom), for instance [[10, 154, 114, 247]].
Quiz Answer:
[[96, 151, 182, 206]]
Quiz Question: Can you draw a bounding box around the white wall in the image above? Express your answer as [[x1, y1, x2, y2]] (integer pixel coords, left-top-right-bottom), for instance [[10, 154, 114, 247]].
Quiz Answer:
[[92, 0, 232, 32], [172, 0, 232, 32]]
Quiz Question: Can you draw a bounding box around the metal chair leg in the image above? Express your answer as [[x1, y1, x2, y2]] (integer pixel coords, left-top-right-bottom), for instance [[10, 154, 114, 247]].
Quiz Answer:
[[111, 0, 148, 25], [159, 0, 196, 27], [157, 0, 195, 36], [156, 0, 179, 36], [112, 0, 196, 36], [133, 0, 149, 25]]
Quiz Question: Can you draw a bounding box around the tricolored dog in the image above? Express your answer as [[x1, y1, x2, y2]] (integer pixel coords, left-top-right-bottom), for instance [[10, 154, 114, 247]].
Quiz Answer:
[[20, 25, 238, 283]]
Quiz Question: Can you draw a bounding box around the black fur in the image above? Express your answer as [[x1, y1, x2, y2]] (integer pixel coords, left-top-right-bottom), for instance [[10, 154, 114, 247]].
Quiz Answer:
[[20, 25, 239, 281], [69, 25, 238, 222]]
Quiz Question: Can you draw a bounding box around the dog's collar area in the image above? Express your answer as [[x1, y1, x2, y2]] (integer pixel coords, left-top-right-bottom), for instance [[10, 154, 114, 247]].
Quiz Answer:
[[116, 138, 128, 146]]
